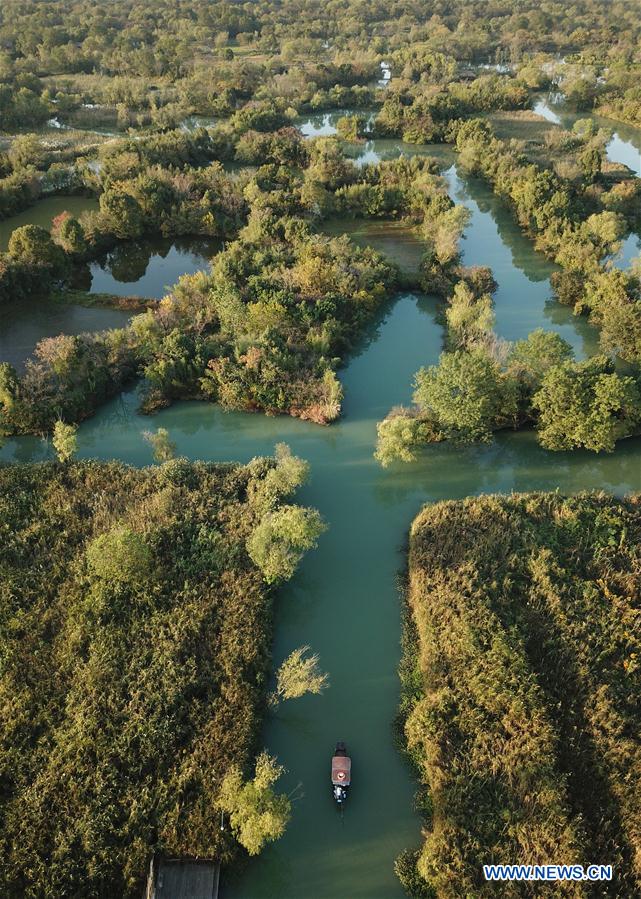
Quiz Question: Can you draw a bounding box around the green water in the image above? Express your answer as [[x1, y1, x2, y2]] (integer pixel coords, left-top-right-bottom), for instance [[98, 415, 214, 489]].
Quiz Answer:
[[2, 288, 639, 898], [80, 235, 222, 299], [1, 110, 640, 899], [0, 298, 131, 371], [444, 165, 600, 355], [0, 194, 99, 251], [322, 218, 428, 277]]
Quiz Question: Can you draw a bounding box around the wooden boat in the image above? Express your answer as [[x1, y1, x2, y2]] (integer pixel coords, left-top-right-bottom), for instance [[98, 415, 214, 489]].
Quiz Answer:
[[331, 741, 351, 805]]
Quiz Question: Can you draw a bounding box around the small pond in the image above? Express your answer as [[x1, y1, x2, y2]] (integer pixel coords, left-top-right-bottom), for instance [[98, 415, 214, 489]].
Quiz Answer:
[[80, 235, 222, 299]]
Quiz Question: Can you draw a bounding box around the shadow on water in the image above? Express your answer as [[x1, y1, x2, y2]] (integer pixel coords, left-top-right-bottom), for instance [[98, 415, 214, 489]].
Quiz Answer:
[[79, 235, 223, 299]]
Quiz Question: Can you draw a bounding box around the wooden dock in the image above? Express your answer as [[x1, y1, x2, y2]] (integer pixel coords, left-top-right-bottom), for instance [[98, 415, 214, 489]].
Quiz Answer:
[[144, 856, 220, 899]]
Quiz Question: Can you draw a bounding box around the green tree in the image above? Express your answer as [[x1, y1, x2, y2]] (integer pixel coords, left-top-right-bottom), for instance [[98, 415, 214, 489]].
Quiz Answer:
[[532, 356, 641, 452], [7, 224, 66, 269], [248, 443, 309, 512], [375, 407, 442, 467], [413, 349, 510, 443], [599, 300, 641, 363], [7, 133, 45, 170], [507, 328, 574, 391], [247, 505, 326, 583], [143, 427, 177, 462], [51, 213, 87, 254], [86, 526, 153, 584], [336, 114, 365, 142], [269, 645, 329, 707], [52, 420, 78, 462], [0, 362, 19, 413], [99, 189, 145, 239], [445, 281, 495, 349], [219, 752, 291, 856], [579, 145, 602, 182]]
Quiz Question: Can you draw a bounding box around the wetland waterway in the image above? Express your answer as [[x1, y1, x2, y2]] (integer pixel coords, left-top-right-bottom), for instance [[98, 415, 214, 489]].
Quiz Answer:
[[1, 105, 640, 899], [0, 198, 220, 367], [533, 93, 641, 177]]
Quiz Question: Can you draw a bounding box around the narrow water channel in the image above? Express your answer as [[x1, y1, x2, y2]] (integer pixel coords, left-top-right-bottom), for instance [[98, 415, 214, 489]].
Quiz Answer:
[[443, 165, 600, 355]]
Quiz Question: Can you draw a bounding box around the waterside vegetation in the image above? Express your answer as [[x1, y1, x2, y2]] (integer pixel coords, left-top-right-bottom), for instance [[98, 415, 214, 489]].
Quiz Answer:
[[0, 448, 323, 896], [399, 491, 641, 897]]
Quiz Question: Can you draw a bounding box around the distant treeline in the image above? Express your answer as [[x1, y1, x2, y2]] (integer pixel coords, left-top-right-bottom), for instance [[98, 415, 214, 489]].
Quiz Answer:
[[1, 0, 640, 80], [398, 491, 641, 898]]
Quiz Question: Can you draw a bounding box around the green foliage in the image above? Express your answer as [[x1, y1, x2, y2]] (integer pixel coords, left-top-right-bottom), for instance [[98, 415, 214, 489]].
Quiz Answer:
[[51, 212, 87, 254], [375, 75, 529, 144], [579, 144, 602, 182], [7, 134, 46, 171], [143, 427, 177, 463], [99, 189, 145, 240], [51, 419, 78, 462], [0, 456, 317, 895], [0, 169, 41, 221], [86, 526, 153, 585], [413, 349, 510, 443], [269, 645, 329, 707], [248, 442, 309, 513], [194, 220, 394, 423], [0, 362, 18, 412], [375, 407, 443, 467], [532, 356, 641, 452], [0, 331, 138, 435], [219, 751, 291, 856], [230, 101, 289, 134], [235, 128, 307, 167], [444, 280, 495, 350], [247, 505, 327, 584], [335, 114, 365, 142], [507, 328, 574, 391], [3, 206, 394, 433], [394, 849, 433, 899], [7, 224, 66, 271], [403, 492, 641, 897], [378, 321, 641, 460]]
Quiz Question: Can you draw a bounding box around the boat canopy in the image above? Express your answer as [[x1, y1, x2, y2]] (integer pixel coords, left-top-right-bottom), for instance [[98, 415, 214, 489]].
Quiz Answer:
[[331, 754, 351, 786]]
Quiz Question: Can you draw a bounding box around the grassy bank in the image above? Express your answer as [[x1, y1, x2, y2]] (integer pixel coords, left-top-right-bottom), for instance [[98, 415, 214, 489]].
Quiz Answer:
[[399, 491, 641, 898], [51, 287, 153, 312]]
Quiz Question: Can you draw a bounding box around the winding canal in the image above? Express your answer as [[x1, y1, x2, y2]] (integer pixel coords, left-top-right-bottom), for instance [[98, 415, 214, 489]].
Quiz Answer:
[[1, 108, 641, 899]]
